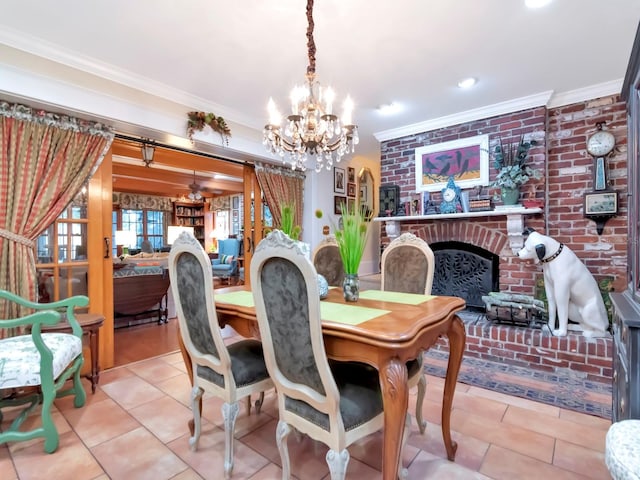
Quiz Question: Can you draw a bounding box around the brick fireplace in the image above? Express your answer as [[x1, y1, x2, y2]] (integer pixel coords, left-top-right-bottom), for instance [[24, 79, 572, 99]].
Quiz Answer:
[[373, 96, 628, 385], [375, 208, 613, 385]]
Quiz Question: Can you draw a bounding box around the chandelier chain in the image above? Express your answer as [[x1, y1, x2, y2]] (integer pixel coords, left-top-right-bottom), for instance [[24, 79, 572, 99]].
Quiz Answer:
[[306, 0, 316, 76]]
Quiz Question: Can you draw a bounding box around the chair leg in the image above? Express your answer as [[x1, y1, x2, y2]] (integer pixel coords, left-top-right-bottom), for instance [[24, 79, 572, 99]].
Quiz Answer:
[[41, 388, 59, 454], [189, 386, 203, 451], [397, 413, 411, 480], [326, 449, 350, 480], [255, 391, 265, 414], [415, 374, 427, 435], [72, 359, 86, 408], [276, 420, 292, 480], [222, 401, 240, 480], [245, 391, 266, 416]]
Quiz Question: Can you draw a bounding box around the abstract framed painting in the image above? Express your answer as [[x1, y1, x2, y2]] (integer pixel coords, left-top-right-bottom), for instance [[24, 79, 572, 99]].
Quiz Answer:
[[414, 134, 489, 192]]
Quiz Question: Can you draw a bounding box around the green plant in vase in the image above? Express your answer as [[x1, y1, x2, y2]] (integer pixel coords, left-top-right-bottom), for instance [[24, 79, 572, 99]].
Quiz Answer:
[[278, 201, 302, 240], [490, 135, 541, 205], [334, 201, 371, 302]]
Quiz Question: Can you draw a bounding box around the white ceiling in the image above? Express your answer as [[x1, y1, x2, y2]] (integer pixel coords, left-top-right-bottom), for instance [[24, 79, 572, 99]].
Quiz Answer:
[[0, 0, 639, 163]]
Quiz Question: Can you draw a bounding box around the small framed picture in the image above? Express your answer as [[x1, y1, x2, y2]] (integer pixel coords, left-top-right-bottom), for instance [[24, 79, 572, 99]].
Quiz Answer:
[[334, 167, 346, 194], [347, 182, 356, 198], [348, 167, 356, 183], [334, 195, 347, 215], [584, 191, 617, 215], [347, 198, 356, 212]]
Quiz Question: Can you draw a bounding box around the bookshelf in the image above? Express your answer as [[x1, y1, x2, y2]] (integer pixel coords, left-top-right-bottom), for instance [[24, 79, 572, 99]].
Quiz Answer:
[[173, 201, 206, 246]]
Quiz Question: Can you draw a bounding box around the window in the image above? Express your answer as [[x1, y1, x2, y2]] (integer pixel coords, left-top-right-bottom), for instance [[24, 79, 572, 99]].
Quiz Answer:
[[112, 208, 166, 256], [36, 193, 88, 303]]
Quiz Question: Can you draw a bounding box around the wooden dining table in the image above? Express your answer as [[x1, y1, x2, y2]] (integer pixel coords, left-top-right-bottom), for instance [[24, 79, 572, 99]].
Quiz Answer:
[[178, 285, 466, 480]]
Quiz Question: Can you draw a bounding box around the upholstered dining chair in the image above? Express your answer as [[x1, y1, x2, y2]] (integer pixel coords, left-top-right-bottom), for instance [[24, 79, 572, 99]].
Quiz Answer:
[[0, 292, 87, 453], [168, 232, 273, 479], [251, 230, 409, 480], [312, 236, 345, 286], [381, 232, 435, 435]]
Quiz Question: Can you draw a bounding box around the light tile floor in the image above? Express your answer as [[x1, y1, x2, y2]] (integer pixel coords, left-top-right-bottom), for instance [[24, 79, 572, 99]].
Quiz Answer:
[[2, 348, 611, 480]]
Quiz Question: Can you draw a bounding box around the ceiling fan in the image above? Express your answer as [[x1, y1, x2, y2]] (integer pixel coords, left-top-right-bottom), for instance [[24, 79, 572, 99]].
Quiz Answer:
[[187, 170, 223, 200]]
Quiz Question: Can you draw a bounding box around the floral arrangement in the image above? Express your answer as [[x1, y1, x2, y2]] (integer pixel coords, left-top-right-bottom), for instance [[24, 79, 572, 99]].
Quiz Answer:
[[278, 201, 301, 240], [186, 111, 232, 145], [334, 201, 371, 275], [490, 136, 541, 189]]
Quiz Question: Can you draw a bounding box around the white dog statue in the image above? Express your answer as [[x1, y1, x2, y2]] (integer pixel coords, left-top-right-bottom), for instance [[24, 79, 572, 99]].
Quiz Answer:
[[517, 228, 609, 337]]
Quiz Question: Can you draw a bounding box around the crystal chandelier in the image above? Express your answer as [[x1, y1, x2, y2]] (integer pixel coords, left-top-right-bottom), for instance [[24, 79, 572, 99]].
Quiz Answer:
[[263, 0, 358, 172]]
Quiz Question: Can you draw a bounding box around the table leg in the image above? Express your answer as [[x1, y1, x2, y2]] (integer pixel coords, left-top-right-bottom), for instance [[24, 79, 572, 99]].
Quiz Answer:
[[380, 356, 408, 480], [88, 329, 100, 394], [442, 315, 466, 461]]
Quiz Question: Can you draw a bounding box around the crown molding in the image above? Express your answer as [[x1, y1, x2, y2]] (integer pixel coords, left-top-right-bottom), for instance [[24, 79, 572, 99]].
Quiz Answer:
[[0, 27, 260, 128], [374, 91, 554, 142], [0, 62, 271, 163], [547, 79, 623, 108]]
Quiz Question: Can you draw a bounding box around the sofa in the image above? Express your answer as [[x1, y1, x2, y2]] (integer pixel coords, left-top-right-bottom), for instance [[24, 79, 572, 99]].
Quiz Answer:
[[211, 238, 240, 282], [119, 252, 169, 268]]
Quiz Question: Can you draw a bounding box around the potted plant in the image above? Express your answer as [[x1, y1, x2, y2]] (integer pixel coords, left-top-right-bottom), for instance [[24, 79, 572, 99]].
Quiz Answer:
[[334, 201, 372, 302], [278, 201, 301, 240], [490, 135, 541, 205]]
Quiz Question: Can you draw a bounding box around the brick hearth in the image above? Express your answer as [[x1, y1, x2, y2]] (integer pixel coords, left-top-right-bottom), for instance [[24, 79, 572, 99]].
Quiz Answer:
[[431, 315, 613, 385]]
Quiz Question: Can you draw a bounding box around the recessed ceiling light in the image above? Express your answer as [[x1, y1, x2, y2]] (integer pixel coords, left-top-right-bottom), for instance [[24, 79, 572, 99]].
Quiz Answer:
[[377, 102, 402, 115], [457, 77, 477, 89], [525, 0, 552, 8]]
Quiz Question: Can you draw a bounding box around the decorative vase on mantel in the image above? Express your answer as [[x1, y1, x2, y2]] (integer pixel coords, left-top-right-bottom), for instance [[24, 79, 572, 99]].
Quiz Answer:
[[342, 273, 360, 302], [500, 186, 520, 206]]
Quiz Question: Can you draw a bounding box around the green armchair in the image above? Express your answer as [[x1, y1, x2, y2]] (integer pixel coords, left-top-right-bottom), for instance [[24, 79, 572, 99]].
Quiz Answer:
[[0, 291, 87, 453]]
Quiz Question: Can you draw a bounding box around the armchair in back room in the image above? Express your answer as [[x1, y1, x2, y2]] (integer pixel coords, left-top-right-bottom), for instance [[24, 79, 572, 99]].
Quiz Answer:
[[211, 238, 240, 282]]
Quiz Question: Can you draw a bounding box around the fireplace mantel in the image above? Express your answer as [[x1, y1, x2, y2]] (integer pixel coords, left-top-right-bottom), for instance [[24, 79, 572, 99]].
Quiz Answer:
[[374, 207, 543, 253]]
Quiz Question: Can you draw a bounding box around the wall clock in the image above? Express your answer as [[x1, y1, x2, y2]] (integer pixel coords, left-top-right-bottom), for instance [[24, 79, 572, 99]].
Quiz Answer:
[[440, 177, 460, 214], [586, 122, 615, 191]]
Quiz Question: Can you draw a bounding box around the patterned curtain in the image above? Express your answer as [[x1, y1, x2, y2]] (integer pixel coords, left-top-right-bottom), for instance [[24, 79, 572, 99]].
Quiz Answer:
[[255, 162, 305, 238], [0, 102, 114, 320]]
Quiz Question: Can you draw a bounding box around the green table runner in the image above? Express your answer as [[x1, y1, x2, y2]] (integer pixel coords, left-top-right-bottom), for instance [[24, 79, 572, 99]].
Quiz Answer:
[[215, 291, 255, 307], [358, 290, 434, 305], [215, 291, 389, 325], [320, 302, 389, 325]]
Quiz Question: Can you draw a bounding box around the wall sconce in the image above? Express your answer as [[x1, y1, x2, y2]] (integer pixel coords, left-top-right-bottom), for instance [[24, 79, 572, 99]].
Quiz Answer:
[[141, 140, 155, 167]]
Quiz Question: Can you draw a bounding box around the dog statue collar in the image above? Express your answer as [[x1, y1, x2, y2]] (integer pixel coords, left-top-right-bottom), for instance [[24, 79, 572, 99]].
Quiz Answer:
[[540, 243, 564, 264]]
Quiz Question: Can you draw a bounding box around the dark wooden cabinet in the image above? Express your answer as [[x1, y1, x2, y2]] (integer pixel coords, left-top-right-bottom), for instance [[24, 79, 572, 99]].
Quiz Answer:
[[611, 292, 640, 421], [614, 24, 640, 422]]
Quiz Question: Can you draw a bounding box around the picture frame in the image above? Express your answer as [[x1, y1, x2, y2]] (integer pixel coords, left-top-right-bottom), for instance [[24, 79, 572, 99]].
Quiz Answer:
[[347, 182, 356, 198], [334, 195, 347, 215], [347, 197, 356, 212], [584, 191, 618, 215], [334, 167, 346, 194], [359, 185, 367, 202], [348, 167, 356, 183], [414, 134, 489, 192]]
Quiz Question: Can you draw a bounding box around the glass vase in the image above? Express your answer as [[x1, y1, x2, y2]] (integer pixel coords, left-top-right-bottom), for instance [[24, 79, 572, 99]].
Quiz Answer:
[[342, 273, 360, 302]]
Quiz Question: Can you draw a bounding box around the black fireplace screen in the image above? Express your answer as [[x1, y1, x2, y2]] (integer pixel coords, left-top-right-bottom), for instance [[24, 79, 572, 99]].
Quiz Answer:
[[431, 241, 499, 310]]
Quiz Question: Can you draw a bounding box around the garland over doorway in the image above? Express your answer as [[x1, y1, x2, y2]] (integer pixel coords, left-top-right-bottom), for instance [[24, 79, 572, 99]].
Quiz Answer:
[[186, 111, 232, 145]]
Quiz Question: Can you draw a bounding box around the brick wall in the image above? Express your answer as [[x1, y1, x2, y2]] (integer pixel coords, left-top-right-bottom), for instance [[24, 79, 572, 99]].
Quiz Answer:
[[379, 94, 627, 381]]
